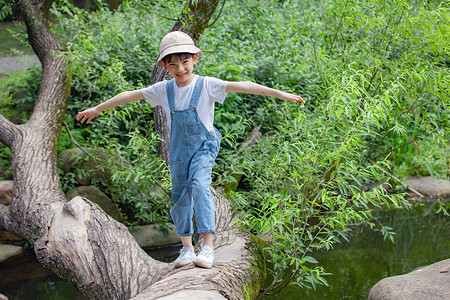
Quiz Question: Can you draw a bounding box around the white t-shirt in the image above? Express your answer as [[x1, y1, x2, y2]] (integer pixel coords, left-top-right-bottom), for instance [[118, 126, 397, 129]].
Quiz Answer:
[[141, 75, 227, 136]]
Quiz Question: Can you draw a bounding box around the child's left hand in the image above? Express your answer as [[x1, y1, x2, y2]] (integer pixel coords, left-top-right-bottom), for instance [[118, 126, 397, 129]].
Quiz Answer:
[[225, 81, 305, 104], [278, 91, 305, 104]]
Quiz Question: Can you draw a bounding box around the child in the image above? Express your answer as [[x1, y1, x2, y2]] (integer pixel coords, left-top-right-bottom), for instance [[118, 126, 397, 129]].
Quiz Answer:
[[77, 31, 305, 269]]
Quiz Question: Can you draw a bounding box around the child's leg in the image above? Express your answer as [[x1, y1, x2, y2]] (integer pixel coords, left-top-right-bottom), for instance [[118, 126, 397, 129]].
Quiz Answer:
[[193, 232, 214, 269], [180, 235, 193, 248], [202, 232, 213, 247], [173, 235, 195, 268]]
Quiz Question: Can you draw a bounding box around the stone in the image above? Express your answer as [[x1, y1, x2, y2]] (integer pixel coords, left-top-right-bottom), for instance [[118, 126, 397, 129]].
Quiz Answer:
[[0, 230, 23, 242], [0, 244, 23, 263], [369, 259, 450, 300], [11, 87, 27, 100], [0, 180, 13, 206], [66, 186, 122, 221], [129, 224, 180, 248], [405, 176, 450, 202]]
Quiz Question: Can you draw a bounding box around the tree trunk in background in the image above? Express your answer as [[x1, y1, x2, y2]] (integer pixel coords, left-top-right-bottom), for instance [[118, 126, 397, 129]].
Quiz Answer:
[[108, 0, 119, 11], [0, 1, 264, 299], [73, 0, 90, 10]]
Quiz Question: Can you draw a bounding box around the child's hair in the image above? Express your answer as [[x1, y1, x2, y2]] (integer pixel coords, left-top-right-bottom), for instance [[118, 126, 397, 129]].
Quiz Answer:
[[162, 52, 195, 65]]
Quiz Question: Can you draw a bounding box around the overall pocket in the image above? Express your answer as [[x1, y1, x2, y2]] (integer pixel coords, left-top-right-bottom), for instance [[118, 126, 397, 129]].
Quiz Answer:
[[187, 121, 202, 135]]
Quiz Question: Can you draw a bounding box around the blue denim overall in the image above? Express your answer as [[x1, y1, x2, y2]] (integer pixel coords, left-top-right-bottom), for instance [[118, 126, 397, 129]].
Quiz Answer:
[[167, 76, 221, 236]]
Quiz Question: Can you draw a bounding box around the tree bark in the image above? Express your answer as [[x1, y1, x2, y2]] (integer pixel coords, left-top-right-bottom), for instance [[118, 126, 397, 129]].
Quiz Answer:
[[0, 1, 264, 299], [73, 0, 90, 10]]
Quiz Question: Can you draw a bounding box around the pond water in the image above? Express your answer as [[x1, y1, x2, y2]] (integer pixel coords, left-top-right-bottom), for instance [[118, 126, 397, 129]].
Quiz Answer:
[[0, 244, 181, 300], [262, 203, 450, 299], [0, 204, 448, 299]]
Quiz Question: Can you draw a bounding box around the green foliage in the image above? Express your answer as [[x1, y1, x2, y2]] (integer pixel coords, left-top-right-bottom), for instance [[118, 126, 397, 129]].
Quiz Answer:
[[0, 22, 34, 56], [309, 0, 450, 180], [0, 70, 37, 179], [108, 129, 173, 225], [0, 146, 12, 180], [12, 0, 445, 295], [229, 100, 407, 295], [47, 1, 175, 224], [0, 71, 35, 122], [201, 0, 447, 296], [58, 123, 85, 154], [0, 0, 14, 20], [52, 0, 171, 114]]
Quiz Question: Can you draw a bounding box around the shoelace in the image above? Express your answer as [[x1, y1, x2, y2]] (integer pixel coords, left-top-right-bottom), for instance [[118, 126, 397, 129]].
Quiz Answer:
[[179, 247, 193, 255], [199, 247, 213, 258]]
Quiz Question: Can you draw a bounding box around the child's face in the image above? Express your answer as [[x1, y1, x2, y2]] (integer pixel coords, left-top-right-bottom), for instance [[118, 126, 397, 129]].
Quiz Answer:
[[163, 54, 198, 87]]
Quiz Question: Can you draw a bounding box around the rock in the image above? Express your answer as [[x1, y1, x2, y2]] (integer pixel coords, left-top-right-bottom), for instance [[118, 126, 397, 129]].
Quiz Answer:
[[0, 244, 23, 263], [369, 259, 450, 300], [0, 230, 23, 242], [66, 186, 122, 221], [0, 293, 8, 300], [11, 87, 27, 100], [60, 148, 115, 186], [405, 176, 450, 202], [0, 180, 13, 206], [129, 224, 180, 248]]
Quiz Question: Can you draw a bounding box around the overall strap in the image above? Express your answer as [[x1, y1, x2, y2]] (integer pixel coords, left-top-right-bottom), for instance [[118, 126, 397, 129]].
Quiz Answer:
[[166, 79, 176, 111], [189, 76, 204, 109]]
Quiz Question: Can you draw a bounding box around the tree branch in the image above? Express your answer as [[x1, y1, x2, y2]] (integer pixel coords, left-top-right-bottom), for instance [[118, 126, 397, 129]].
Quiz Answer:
[[18, 0, 61, 65], [34, 197, 168, 299], [0, 113, 19, 148], [62, 122, 93, 157], [130, 189, 264, 300], [18, 0, 70, 128]]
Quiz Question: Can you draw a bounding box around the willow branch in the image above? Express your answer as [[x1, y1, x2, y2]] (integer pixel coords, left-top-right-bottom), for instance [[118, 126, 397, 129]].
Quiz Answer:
[[369, 159, 425, 198], [62, 122, 93, 157]]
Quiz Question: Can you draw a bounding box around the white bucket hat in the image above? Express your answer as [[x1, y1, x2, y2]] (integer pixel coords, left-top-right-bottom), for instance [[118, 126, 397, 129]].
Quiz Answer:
[[156, 31, 203, 67]]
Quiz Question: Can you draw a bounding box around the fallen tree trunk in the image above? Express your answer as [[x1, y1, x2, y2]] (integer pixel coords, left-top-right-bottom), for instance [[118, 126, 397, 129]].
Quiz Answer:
[[0, 1, 264, 299], [131, 188, 265, 300]]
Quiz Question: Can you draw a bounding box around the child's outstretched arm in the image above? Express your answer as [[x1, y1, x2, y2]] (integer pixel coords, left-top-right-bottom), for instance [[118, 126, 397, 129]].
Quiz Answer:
[[226, 81, 305, 104], [77, 90, 144, 124]]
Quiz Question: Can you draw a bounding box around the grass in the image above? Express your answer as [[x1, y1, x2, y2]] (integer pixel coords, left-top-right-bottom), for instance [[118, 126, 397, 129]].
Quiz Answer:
[[0, 21, 34, 56]]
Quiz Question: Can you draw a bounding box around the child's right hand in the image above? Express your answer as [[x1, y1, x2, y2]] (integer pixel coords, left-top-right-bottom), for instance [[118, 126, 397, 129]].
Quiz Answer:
[[76, 107, 100, 124]]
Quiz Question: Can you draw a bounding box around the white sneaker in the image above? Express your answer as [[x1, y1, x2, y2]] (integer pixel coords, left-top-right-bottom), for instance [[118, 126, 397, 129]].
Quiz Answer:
[[193, 245, 214, 269], [173, 247, 196, 268]]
